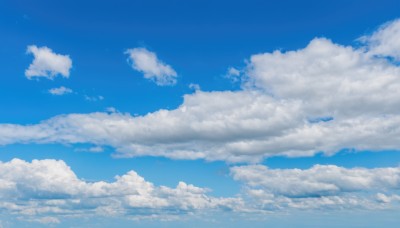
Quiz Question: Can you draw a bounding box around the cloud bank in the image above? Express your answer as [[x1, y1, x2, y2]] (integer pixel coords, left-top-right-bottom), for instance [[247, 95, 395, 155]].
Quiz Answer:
[[0, 159, 240, 223], [2, 159, 399, 223]]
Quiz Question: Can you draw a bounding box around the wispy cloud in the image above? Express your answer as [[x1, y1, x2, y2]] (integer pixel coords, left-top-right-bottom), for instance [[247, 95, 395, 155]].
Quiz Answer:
[[48, 86, 73, 95], [125, 48, 177, 86]]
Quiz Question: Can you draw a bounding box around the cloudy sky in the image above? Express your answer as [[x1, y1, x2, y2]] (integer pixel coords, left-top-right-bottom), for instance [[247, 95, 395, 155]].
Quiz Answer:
[[1, 0, 400, 227]]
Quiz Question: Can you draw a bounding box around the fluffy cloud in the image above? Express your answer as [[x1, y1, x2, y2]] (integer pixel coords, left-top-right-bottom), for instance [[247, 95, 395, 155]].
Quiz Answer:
[[2, 158, 399, 223], [225, 67, 241, 82], [231, 165, 400, 197], [48, 86, 73, 95], [244, 37, 400, 118], [0, 159, 240, 221], [0, 91, 303, 162], [25, 45, 72, 79], [360, 19, 400, 61], [3, 19, 400, 162], [231, 164, 400, 210], [125, 48, 177, 86]]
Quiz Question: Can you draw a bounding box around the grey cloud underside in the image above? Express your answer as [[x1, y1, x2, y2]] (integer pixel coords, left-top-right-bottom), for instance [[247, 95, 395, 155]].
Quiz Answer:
[[1, 159, 399, 223], [3, 20, 400, 162]]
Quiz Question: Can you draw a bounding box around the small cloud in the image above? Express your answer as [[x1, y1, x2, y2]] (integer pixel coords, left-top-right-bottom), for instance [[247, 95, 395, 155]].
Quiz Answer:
[[25, 45, 72, 80], [75, 146, 104, 153], [188, 83, 201, 91], [48, 86, 73, 96], [125, 47, 177, 86], [23, 217, 60, 224], [84, 95, 104, 102], [225, 67, 241, 82], [106, 107, 118, 113], [88, 146, 104, 153]]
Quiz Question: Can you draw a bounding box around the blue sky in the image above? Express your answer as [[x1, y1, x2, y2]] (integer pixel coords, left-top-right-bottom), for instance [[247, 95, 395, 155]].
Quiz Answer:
[[1, 0, 400, 227]]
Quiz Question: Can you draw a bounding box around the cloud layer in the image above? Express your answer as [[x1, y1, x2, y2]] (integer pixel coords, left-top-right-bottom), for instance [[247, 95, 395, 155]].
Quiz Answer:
[[231, 164, 400, 210], [2, 159, 399, 223], [25, 45, 72, 80], [0, 159, 240, 223], [125, 48, 177, 86]]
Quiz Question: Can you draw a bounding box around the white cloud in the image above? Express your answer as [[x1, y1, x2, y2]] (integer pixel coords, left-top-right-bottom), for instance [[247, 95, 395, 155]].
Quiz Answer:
[[25, 45, 72, 80], [188, 83, 201, 91], [0, 159, 240, 221], [360, 19, 400, 61], [125, 48, 177, 86], [244, 37, 400, 118], [0, 91, 303, 162], [48, 86, 73, 95], [3, 18, 400, 163], [231, 164, 400, 210], [84, 95, 104, 102], [2, 158, 399, 223], [225, 67, 241, 82], [231, 164, 400, 197]]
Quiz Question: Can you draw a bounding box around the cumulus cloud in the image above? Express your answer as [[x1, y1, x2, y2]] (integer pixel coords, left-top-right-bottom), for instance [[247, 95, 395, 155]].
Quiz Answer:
[[125, 48, 177, 86], [3, 18, 400, 162], [2, 158, 399, 223], [48, 86, 73, 95], [360, 19, 400, 61], [231, 164, 400, 210], [25, 45, 72, 79], [0, 159, 241, 221], [0, 91, 303, 162]]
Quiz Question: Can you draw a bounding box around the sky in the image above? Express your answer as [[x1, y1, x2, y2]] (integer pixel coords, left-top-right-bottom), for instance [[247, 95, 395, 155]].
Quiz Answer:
[[1, 0, 400, 227]]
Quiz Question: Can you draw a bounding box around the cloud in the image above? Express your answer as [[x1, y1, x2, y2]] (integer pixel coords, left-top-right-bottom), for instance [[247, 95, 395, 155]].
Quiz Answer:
[[359, 19, 400, 61], [125, 48, 177, 86], [225, 67, 241, 82], [84, 95, 104, 102], [231, 164, 400, 210], [231, 164, 400, 197], [25, 45, 72, 80], [2, 158, 399, 223], [0, 91, 303, 162], [0, 159, 240, 222], [244, 37, 400, 118], [48, 86, 73, 95], [3, 18, 400, 162]]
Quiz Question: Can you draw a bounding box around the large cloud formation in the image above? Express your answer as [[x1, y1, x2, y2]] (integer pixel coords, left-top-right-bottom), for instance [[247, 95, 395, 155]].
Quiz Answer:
[[1, 159, 399, 223], [3, 19, 400, 163], [0, 159, 241, 223]]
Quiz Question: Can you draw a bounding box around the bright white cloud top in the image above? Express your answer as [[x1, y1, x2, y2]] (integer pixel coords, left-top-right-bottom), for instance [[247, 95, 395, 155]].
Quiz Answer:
[[360, 18, 400, 61], [4, 19, 400, 162], [48, 86, 73, 95], [125, 47, 177, 86], [0, 159, 398, 223], [25, 45, 72, 80], [0, 159, 240, 223]]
